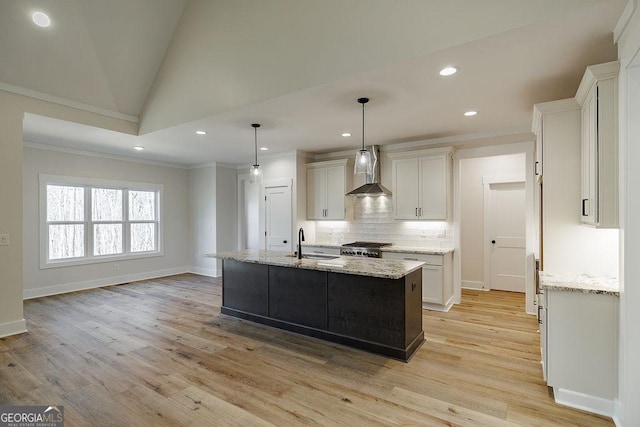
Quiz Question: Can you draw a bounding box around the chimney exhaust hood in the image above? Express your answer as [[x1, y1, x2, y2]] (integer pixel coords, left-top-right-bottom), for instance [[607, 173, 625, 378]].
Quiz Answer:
[[346, 145, 391, 197]]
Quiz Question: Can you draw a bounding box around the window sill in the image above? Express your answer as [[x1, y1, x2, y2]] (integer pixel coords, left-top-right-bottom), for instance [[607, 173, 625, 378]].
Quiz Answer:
[[40, 250, 164, 269]]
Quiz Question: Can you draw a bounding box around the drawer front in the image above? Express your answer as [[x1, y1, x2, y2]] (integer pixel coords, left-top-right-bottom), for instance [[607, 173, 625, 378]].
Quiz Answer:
[[382, 251, 443, 266]]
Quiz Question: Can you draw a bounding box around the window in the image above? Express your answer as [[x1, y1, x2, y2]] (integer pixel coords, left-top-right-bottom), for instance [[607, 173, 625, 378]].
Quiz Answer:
[[41, 175, 162, 268]]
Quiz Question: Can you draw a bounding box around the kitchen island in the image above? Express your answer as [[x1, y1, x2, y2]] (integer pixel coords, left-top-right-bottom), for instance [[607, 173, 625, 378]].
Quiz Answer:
[[209, 250, 425, 361]]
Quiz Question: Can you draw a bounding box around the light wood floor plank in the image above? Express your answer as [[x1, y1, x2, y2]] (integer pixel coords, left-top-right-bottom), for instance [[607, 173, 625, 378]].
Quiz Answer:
[[0, 274, 614, 426]]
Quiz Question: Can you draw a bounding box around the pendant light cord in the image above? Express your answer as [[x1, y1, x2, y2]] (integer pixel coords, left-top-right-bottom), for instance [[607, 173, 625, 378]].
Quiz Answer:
[[252, 123, 260, 166], [361, 101, 365, 151], [357, 97, 369, 152]]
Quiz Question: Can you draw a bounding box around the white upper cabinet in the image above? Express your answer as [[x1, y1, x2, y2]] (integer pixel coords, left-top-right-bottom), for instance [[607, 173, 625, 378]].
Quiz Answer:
[[390, 148, 453, 220], [306, 159, 350, 220], [575, 61, 619, 228]]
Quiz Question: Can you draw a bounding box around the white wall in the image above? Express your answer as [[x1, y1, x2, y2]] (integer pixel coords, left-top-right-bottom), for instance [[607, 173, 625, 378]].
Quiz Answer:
[[22, 146, 190, 298], [615, 1, 640, 424], [0, 89, 137, 338], [215, 165, 238, 258], [188, 165, 217, 276], [459, 153, 525, 289]]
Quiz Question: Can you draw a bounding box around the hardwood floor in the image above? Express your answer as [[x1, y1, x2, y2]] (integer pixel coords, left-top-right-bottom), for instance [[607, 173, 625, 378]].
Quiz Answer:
[[1, 274, 612, 426]]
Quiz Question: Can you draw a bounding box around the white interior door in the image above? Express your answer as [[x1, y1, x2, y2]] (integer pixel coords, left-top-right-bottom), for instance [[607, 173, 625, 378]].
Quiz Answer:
[[265, 185, 292, 251], [486, 181, 526, 292]]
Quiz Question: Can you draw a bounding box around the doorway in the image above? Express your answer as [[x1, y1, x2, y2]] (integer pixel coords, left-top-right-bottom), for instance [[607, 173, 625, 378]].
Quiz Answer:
[[264, 183, 292, 251], [454, 146, 535, 314]]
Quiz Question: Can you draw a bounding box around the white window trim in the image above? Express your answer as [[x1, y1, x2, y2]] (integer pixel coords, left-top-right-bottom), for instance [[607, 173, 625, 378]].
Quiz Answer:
[[39, 174, 164, 269]]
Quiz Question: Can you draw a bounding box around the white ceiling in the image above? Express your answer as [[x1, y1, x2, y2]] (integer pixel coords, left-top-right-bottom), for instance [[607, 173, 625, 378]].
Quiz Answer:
[[3, 0, 625, 167]]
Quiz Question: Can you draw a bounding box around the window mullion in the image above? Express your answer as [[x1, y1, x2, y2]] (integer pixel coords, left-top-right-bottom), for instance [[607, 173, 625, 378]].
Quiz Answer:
[[123, 189, 129, 254], [86, 186, 92, 260]]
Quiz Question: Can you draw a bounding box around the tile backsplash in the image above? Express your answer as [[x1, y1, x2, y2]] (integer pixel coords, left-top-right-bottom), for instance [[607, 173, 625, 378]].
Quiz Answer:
[[314, 196, 452, 247]]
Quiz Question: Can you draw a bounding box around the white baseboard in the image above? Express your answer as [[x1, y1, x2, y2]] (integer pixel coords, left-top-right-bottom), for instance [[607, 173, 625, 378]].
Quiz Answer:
[[23, 267, 189, 300], [554, 387, 615, 418], [0, 319, 27, 338], [461, 280, 486, 290], [188, 266, 221, 278], [422, 295, 455, 312], [612, 399, 622, 427]]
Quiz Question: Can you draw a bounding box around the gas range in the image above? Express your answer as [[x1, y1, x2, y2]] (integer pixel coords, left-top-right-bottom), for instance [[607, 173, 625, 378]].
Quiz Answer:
[[340, 242, 391, 258]]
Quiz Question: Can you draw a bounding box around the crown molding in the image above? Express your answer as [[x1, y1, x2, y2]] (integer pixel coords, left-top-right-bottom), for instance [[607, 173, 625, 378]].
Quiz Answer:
[[614, 0, 636, 43], [23, 141, 186, 169], [0, 82, 139, 123], [575, 61, 620, 106], [532, 98, 580, 133]]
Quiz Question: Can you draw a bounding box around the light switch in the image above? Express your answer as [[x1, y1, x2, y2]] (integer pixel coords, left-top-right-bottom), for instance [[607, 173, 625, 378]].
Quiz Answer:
[[0, 234, 9, 246]]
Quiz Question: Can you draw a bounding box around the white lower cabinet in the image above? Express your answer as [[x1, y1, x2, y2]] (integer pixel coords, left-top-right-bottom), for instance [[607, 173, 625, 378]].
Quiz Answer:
[[543, 289, 618, 416], [382, 251, 453, 311]]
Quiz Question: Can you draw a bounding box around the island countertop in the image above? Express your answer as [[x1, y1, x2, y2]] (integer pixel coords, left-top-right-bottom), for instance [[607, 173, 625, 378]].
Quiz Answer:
[[208, 250, 424, 279]]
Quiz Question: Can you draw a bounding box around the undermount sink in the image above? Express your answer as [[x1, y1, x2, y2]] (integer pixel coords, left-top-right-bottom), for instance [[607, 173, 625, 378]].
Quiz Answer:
[[288, 253, 340, 260]]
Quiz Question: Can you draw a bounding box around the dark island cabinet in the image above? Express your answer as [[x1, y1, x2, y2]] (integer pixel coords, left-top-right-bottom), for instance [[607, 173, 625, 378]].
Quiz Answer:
[[328, 269, 422, 350], [220, 260, 424, 361], [269, 266, 327, 329], [222, 260, 268, 316]]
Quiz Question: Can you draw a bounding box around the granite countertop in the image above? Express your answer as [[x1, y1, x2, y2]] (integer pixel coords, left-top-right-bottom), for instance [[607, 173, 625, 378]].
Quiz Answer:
[[303, 242, 454, 255], [207, 250, 424, 279], [539, 271, 619, 296]]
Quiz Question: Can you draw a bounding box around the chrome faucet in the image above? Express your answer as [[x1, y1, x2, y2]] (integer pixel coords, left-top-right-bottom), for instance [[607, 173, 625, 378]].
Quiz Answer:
[[297, 228, 305, 259]]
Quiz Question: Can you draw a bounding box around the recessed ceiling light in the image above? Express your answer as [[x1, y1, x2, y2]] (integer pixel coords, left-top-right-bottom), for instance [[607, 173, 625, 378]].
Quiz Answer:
[[260, 147, 268, 151], [32, 11, 51, 28], [439, 66, 458, 76], [133, 146, 144, 151], [341, 132, 352, 137], [464, 110, 478, 117], [195, 130, 207, 135]]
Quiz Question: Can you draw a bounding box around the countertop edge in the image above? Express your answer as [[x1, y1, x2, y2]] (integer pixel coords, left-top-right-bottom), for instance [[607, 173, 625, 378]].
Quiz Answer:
[[208, 251, 424, 280], [539, 272, 620, 296]]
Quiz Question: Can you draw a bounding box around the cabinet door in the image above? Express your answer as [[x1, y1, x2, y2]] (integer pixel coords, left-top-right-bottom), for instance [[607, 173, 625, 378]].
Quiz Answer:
[[581, 88, 597, 225], [422, 265, 443, 304], [393, 158, 420, 219], [324, 165, 345, 220], [420, 155, 448, 220], [307, 167, 326, 219]]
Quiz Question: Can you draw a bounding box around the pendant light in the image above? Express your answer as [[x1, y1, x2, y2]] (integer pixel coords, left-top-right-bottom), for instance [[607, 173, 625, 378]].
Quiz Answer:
[[354, 97, 372, 174], [249, 123, 262, 183]]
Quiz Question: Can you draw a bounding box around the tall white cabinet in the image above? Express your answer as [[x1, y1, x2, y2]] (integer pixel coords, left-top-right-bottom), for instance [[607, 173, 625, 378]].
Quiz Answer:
[[306, 159, 351, 220], [389, 147, 453, 220], [575, 61, 619, 228]]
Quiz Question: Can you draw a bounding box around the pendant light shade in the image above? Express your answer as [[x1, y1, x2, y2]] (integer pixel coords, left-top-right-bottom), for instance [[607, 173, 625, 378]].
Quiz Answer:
[[249, 123, 262, 183], [354, 97, 372, 175]]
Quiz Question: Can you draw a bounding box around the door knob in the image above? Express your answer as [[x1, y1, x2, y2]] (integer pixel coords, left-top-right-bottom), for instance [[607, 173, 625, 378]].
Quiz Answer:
[[283, 240, 287, 244], [491, 240, 496, 244]]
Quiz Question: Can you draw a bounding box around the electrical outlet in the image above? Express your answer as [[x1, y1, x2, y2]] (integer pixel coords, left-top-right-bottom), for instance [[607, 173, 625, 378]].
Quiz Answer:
[[0, 234, 9, 246]]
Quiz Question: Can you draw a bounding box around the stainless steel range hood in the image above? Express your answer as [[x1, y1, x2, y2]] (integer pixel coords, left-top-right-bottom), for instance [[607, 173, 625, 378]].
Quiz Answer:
[[346, 146, 392, 197]]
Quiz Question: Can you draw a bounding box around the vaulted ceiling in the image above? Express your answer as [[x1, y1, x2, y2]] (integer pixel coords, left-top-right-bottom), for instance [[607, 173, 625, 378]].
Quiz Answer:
[[1, 0, 625, 166]]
